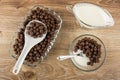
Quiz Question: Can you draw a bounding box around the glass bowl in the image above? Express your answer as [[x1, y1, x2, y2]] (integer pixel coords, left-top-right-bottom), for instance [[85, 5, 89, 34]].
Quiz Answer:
[[69, 34, 106, 72], [8, 5, 62, 67]]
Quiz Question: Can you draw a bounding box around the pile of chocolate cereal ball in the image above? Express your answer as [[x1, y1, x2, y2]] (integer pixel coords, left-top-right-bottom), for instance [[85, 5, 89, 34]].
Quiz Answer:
[[13, 7, 60, 64], [74, 37, 101, 66]]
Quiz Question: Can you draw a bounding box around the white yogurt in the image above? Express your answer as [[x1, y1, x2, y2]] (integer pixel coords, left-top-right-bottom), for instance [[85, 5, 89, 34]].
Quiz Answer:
[[73, 3, 114, 28], [73, 50, 90, 67]]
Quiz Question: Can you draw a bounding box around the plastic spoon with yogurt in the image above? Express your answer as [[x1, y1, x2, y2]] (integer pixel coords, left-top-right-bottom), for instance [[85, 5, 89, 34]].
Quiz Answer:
[[12, 20, 47, 75], [57, 50, 83, 61], [57, 50, 90, 67]]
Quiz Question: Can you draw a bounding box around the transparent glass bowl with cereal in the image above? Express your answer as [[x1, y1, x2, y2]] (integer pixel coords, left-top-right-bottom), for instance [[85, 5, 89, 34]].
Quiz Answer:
[[9, 5, 62, 67], [69, 34, 106, 72]]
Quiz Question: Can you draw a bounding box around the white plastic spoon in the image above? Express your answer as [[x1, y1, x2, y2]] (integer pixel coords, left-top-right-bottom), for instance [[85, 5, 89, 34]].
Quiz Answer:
[[57, 50, 83, 61], [12, 20, 47, 75]]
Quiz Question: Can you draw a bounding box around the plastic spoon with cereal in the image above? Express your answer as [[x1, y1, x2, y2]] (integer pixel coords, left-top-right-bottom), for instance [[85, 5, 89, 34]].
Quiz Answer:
[[12, 20, 47, 75]]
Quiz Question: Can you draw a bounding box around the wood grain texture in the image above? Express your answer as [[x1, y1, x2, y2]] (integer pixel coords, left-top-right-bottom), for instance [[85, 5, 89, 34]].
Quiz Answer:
[[0, 0, 120, 80]]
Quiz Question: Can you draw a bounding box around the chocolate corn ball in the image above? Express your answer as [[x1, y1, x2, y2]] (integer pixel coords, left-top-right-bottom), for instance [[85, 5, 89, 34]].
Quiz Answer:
[[13, 7, 60, 64], [74, 37, 101, 66], [27, 21, 46, 38]]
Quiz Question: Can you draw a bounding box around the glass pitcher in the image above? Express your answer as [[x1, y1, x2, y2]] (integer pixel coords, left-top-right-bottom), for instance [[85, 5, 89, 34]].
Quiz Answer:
[[66, 2, 115, 29]]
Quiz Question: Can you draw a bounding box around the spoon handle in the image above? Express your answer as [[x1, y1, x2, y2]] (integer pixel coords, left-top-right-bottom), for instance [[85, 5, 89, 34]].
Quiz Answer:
[[12, 44, 31, 75], [57, 55, 76, 61]]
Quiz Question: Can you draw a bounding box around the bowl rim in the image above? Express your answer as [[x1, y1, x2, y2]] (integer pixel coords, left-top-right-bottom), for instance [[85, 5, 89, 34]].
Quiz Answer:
[[69, 34, 106, 72]]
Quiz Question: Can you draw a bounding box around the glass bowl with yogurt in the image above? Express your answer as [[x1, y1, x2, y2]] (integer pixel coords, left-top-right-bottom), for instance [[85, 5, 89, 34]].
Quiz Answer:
[[69, 34, 106, 72]]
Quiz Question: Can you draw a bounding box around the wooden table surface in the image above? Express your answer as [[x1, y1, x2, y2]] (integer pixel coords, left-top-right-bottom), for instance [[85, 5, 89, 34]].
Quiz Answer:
[[0, 0, 120, 80]]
